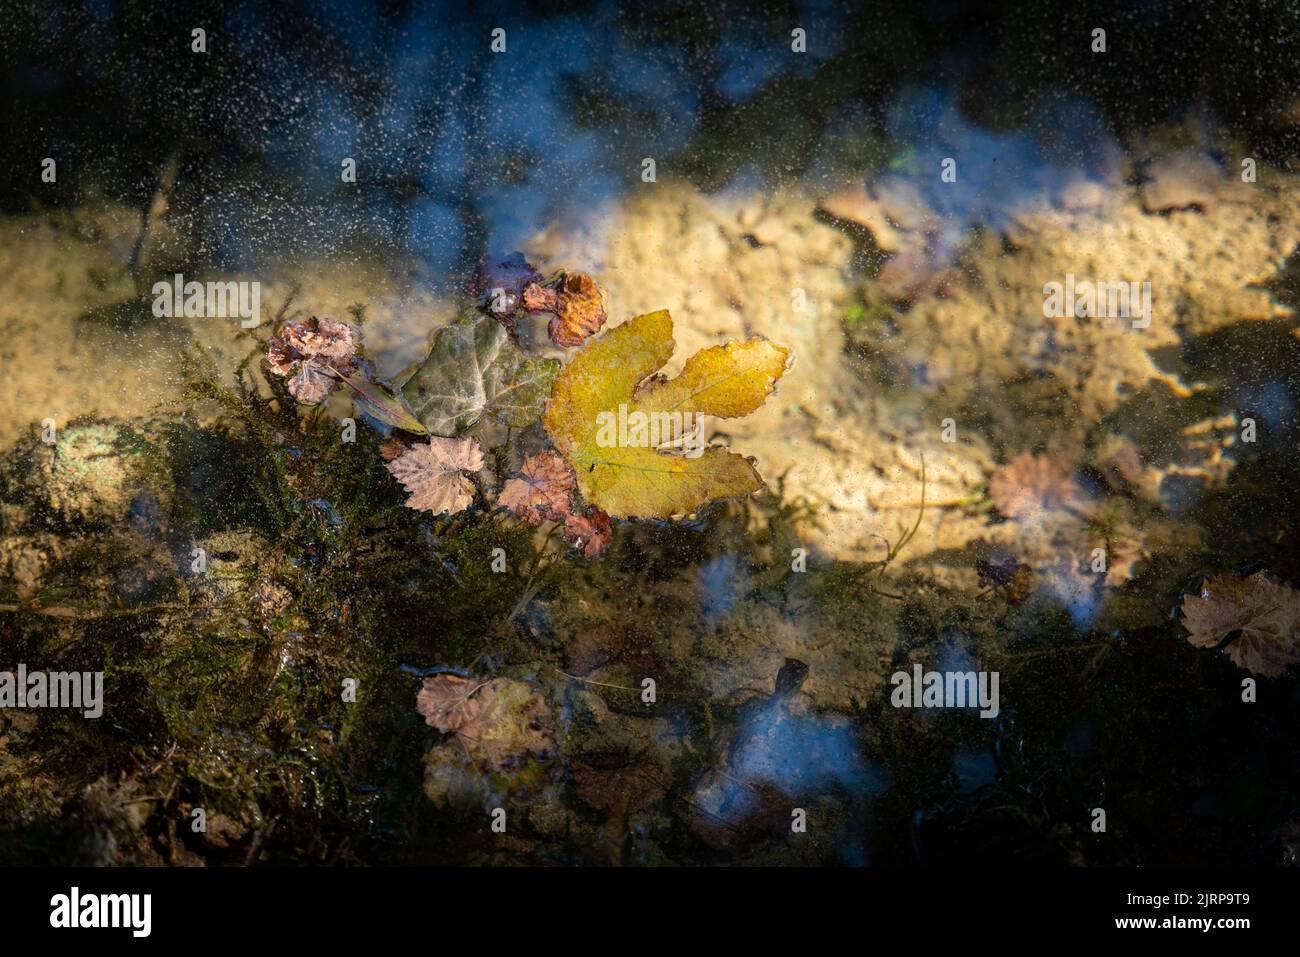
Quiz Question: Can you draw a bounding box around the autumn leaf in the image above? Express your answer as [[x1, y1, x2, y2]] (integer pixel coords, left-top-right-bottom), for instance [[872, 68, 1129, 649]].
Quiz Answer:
[[562, 506, 612, 558], [498, 452, 611, 556], [989, 452, 1083, 520], [283, 316, 358, 363], [401, 310, 560, 436], [498, 450, 576, 525], [548, 272, 607, 347], [416, 673, 486, 733], [522, 282, 560, 313], [266, 316, 359, 405], [420, 676, 558, 807], [285, 363, 334, 404], [1180, 571, 1300, 677], [542, 309, 790, 518], [457, 678, 556, 768], [519, 271, 607, 347], [386, 435, 484, 515], [379, 434, 416, 461]]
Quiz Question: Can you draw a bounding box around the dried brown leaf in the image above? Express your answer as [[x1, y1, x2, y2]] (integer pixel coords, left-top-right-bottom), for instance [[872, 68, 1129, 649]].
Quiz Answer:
[[562, 506, 612, 558], [498, 450, 576, 524], [379, 435, 416, 462], [386, 436, 484, 515], [416, 674, 485, 733], [266, 317, 359, 405], [266, 337, 299, 376], [522, 282, 560, 313], [989, 452, 1082, 520], [462, 678, 556, 770], [1181, 571, 1300, 677], [548, 272, 607, 347], [286, 362, 335, 405], [284, 316, 357, 363]]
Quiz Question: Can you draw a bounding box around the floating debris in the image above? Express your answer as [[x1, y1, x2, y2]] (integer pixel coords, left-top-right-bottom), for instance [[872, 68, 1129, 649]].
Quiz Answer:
[[1180, 571, 1300, 677], [561, 505, 613, 558], [498, 450, 577, 525], [266, 317, 359, 405], [547, 272, 608, 347], [386, 436, 484, 515], [416, 673, 487, 733]]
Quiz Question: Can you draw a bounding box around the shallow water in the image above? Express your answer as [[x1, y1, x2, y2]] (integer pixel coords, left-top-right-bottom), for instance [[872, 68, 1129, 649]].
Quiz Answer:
[[2, 1, 1300, 867]]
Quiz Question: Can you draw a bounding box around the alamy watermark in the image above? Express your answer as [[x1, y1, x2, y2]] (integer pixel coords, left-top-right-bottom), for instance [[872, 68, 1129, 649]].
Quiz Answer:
[[1043, 273, 1150, 329], [0, 664, 103, 718], [151, 273, 261, 328], [595, 403, 706, 458], [890, 663, 1000, 719], [50, 887, 150, 937]]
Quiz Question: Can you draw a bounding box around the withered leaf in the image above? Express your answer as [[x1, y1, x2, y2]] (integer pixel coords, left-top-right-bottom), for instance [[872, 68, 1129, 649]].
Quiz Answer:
[[562, 506, 613, 558], [379, 434, 416, 462], [386, 435, 484, 515], [283, 316, 358, 364], [286, 362, 335, 405], [498, 450, 576, 525], [416, 673, 486, 733], [989, 452, 1082, 520], [548, 272, 608, 348], [266, 317, 359, 405], [421, 677, 558, 807], [1180, 571, 1300, 677], [522, 282, 560, 313]]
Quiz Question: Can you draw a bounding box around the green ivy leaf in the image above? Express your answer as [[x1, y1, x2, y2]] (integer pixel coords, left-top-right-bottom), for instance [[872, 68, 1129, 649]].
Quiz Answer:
[[401, 312, 560, 436]]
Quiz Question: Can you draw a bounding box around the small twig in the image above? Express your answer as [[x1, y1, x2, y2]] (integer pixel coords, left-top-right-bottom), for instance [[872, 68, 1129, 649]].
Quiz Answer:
[[129, 150, 182, 295], [875, 495, 975, 510], [551, 667, 692, 698]]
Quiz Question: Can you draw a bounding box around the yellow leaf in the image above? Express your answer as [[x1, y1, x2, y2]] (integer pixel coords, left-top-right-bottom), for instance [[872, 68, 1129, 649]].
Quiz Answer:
[[542, 309, 790, 518]]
